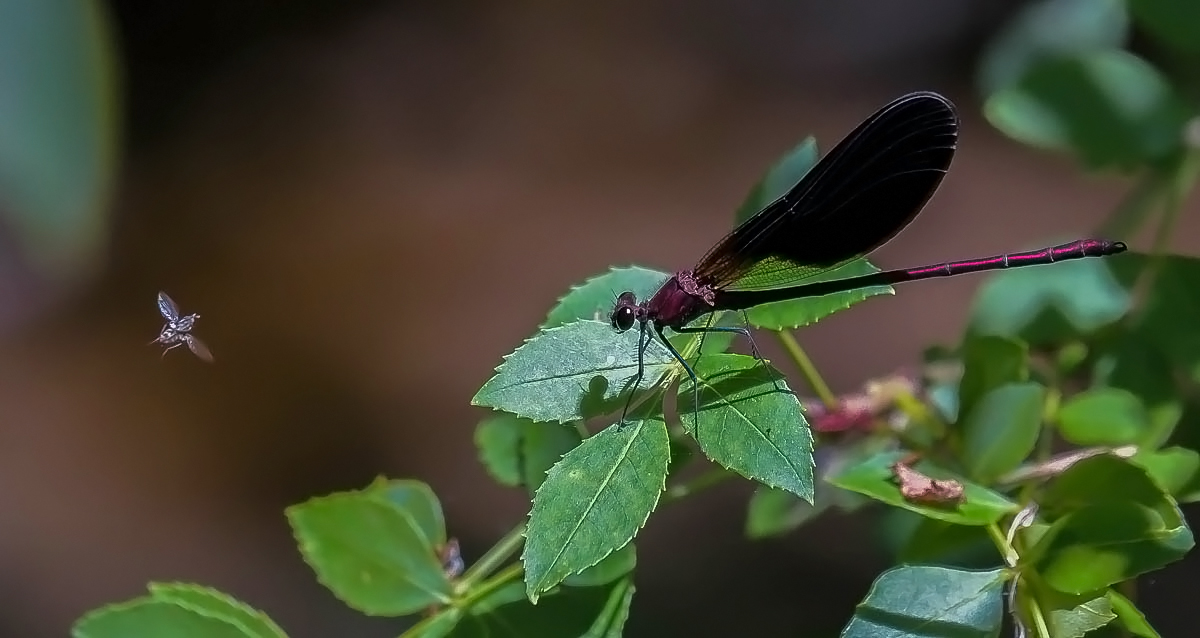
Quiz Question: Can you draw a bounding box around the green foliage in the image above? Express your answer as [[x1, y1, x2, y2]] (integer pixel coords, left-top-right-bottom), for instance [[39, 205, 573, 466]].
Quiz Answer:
[[73, 584, 286, 638], [841, 566, 1006, 638], [830, 451, 1019, 526], [961, 382, 1047, 483], [73, 1, 1200, 634], [0, 0, 121, 279], [680, 354, 813, 498], [287, 483, 453, 615], [522, 412, 665, 601]]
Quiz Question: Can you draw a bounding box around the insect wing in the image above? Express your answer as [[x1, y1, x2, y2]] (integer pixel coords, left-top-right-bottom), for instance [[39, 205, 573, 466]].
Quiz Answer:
[[157, 291, 181, 322], [693, 92, 958, 292], [184, 334, 214, 363]]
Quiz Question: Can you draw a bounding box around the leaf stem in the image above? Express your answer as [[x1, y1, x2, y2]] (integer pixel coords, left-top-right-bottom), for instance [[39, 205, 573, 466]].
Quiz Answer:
[[665, 467, 734, 502], [985, 522, 1017, 567], [457, 522, 526, 593], [1026, 592, 1052, 638], [1130, 152, 1198, 319], [399, 562, 525, 638], [1097, 169, 1166, 239], [458, 562, 525, 609], [776, 330, 837, 408], [1149, 163, 1187, 257]]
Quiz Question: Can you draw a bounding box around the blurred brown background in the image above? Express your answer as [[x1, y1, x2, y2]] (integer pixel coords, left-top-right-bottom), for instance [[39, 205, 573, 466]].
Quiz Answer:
[[0, 1, 1197, 637]]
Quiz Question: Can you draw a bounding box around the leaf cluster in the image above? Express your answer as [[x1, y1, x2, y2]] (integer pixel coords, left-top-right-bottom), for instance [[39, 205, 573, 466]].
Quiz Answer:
[[72, 1, 1200, 636]]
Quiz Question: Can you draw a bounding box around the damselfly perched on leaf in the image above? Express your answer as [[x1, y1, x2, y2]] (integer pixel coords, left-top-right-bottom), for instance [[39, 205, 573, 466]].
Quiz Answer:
[[151, 291, 213, 363], [610, 91, 1126, 424]]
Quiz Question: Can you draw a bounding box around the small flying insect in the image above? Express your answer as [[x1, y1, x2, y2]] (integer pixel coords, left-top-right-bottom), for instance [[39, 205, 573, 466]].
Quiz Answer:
[[151, 291, 214, 363]]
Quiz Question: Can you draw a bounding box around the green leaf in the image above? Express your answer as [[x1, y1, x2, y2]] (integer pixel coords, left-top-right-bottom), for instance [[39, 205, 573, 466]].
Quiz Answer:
[[1034, 500, 1193, 594], [977, 0, 1129, 95], [474, 414, 525, 487], [474, 414, 582, 493], [1033, 455, 1194, 593], [563, 544, 637, 587], [1132, 447, 1200, 502], [841, 565, 1006, 638], [745, 486, 827, 539], [829, 451, 1020, 526], [1057, 387, 1150, 446], [542, 266, 738, 355], [679, 353, 813, 500], [1106, 588, 1162, 638], [580, 579, 635, 638], [447, 581, 630, 638], [984, 50, 1191, 170], [366, 479, 447, 551], [543, 266, 667, 329], [734, 137, 819, 225], [896, 516, 999, 566], [0, 0, 121, 279], [746, 443, 882, 539], [520, 420, 584, 493], [1095, 333, 1182, 449], [728, 135, 888, 327], [413, 609, 464, 638], [1129, 0, 1200, 54], [1043, 590, 1117, 638], [522, 415, 669, 600], [957, 335, 1029, 423], [287, 491, 451, 615], [1040, 453, 1179, 514], [743, 258, 892, 330], [968, 254, 1130, 342], [961, 382, 1046, 483], [72, 598, 255, 638], [472, 320, 678, 423], [146, 584, 286, 638], [1109, 253, 1200, 381]]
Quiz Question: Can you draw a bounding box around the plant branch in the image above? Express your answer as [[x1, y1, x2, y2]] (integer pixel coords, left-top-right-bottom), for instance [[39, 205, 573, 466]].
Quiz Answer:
[[665, 467, 735, 502], [776, 330, 837, 408], [399, 562, 525, 638], [457, 522, 526, 592]]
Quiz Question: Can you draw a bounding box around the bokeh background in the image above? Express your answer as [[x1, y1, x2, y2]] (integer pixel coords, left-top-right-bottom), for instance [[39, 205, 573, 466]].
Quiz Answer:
[[1, 1, 1197, 636]]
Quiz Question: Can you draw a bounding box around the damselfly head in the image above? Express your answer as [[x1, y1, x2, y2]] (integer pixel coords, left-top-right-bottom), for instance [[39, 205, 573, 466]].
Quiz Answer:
[[610, 291, 639, 332]]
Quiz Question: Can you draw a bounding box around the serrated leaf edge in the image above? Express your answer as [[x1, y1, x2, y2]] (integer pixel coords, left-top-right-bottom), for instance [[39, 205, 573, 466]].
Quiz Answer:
[[148, 582, 286, 638], [748, 286, 894, 331], [364, 477, 447, 550], [285, 491, 452, 616], [71, 596, 251, 638], [471, 320, 680, 424], [684, 356, 815, 501], [542, 265, 668, 327], [522, 419, 668, 602]]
